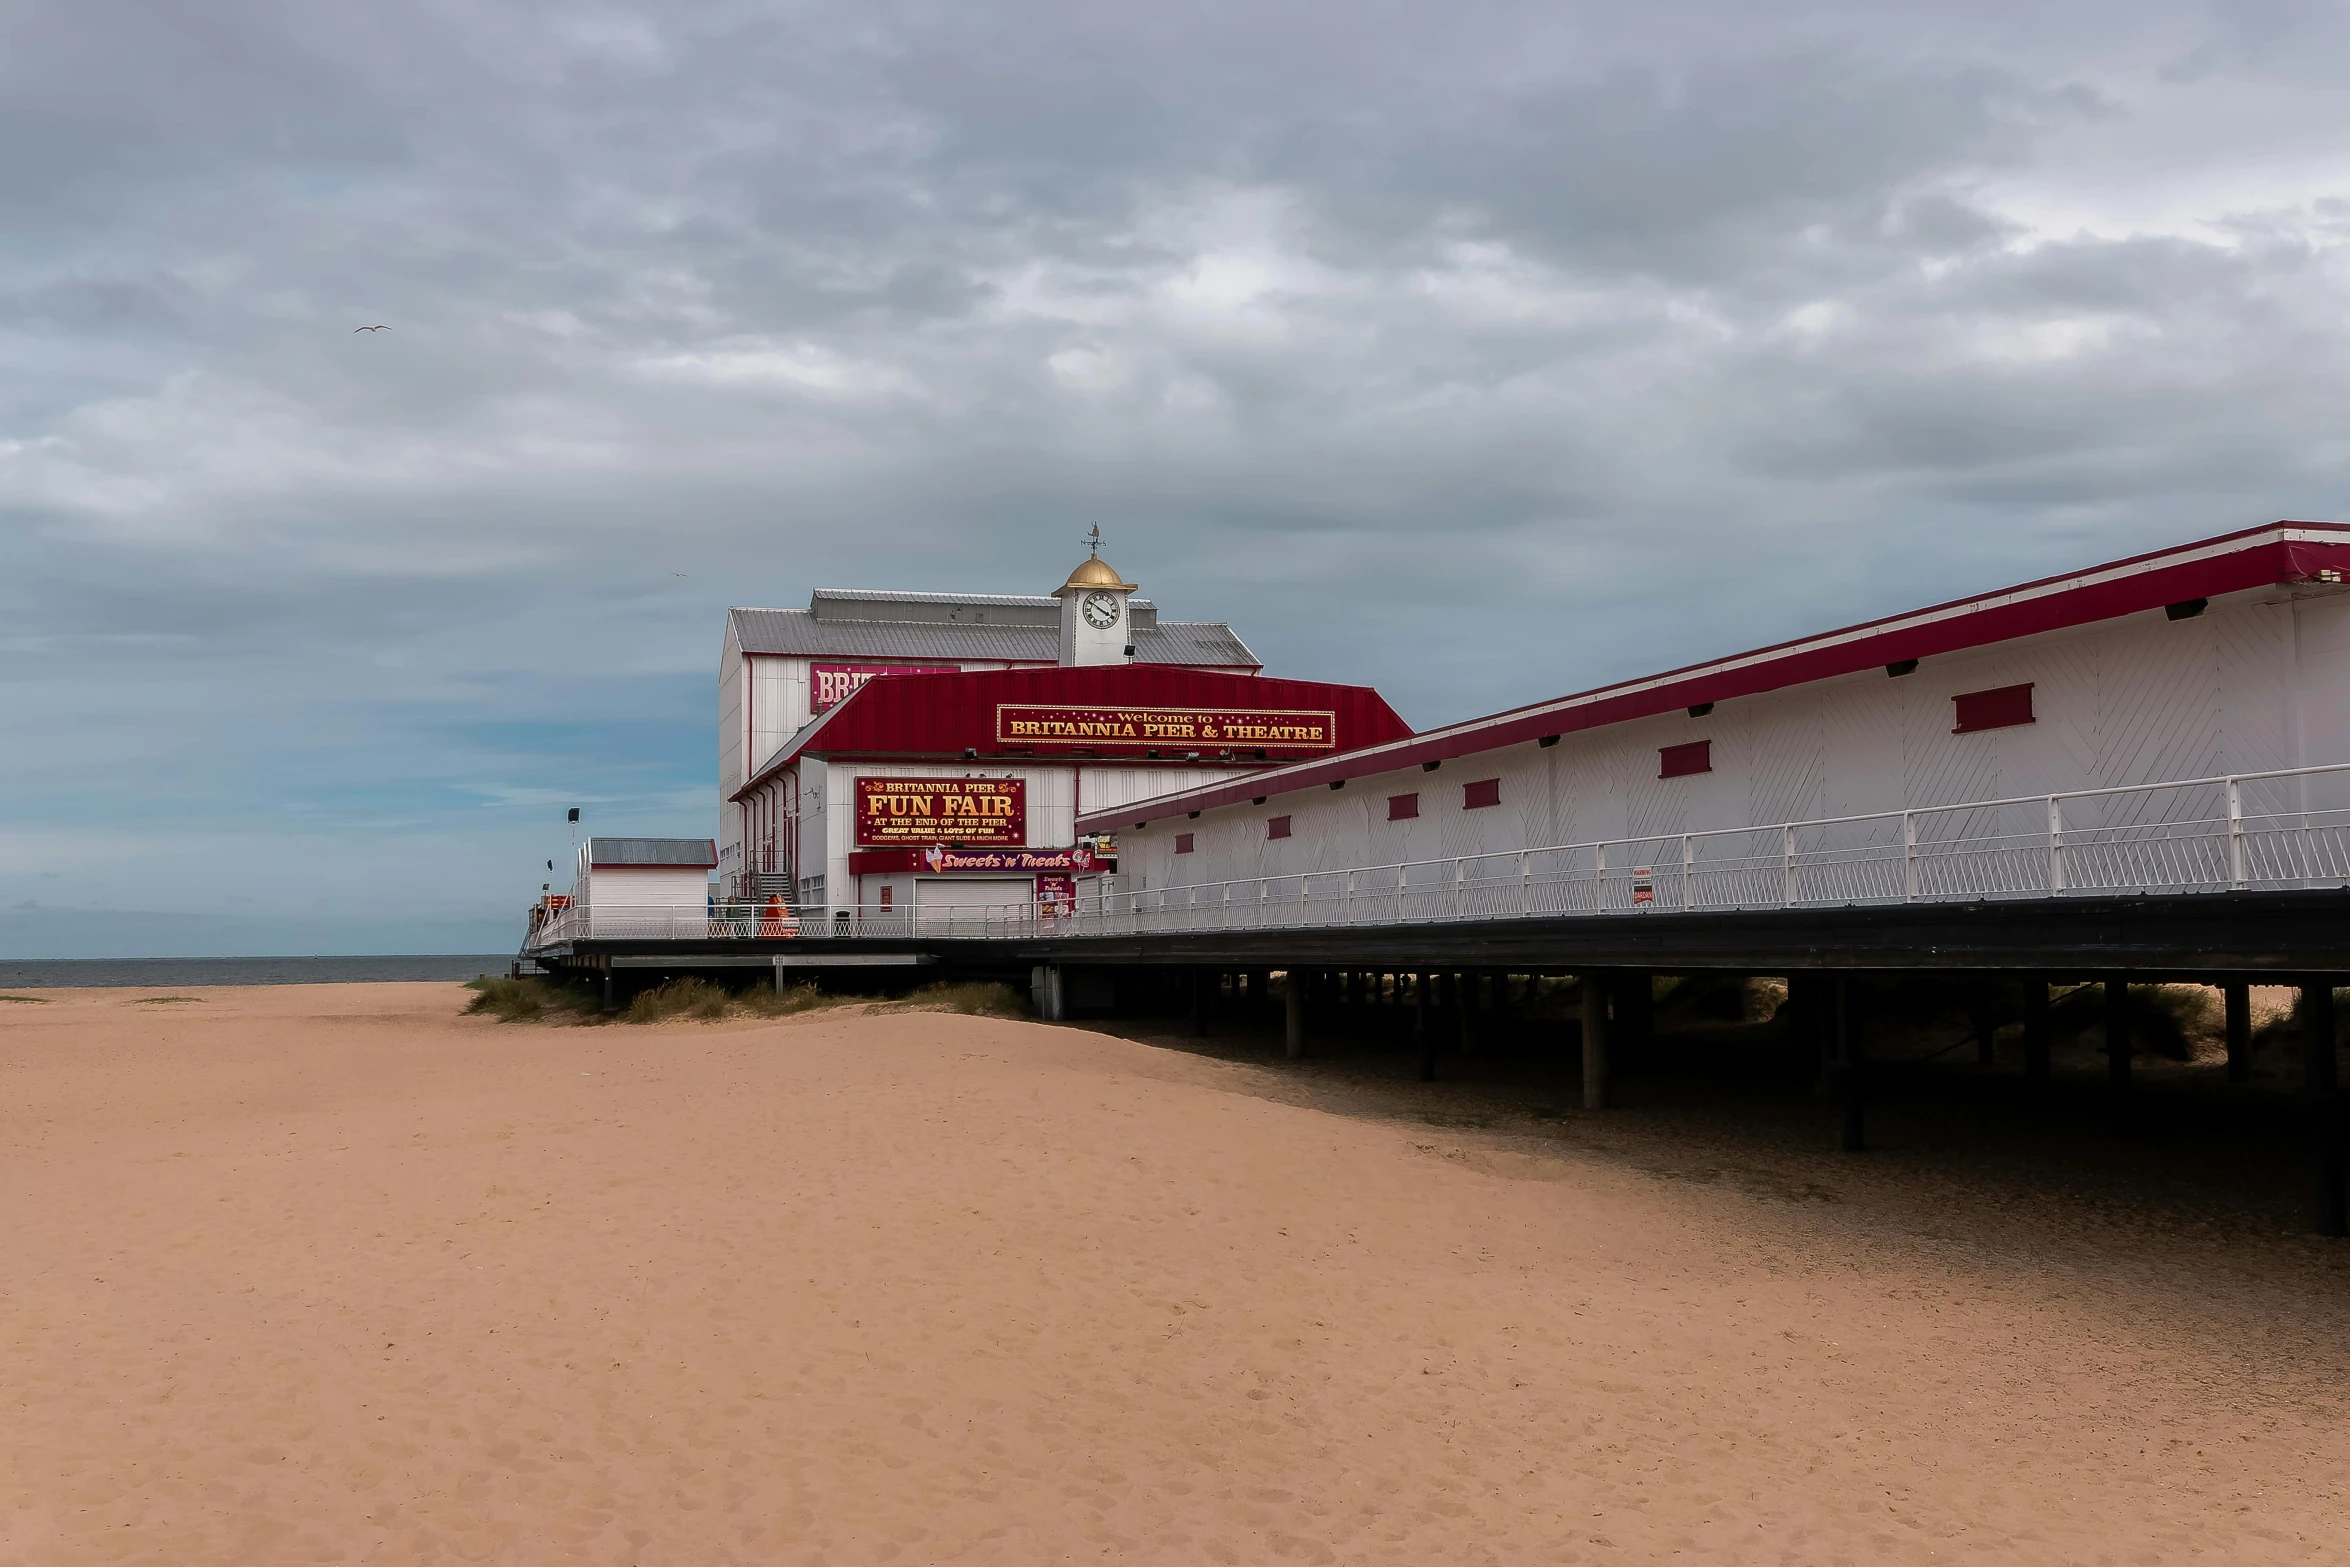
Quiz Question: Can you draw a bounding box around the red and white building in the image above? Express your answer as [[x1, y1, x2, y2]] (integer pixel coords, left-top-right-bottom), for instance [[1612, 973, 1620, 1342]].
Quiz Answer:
[[724, 549, 1411, 922], [1091, 523, 2350, 905], [719, 550, 1260, 895]]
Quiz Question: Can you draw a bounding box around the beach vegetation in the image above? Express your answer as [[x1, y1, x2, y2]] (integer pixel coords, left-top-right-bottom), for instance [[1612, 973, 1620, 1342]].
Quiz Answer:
[[0, 994, 51, 1003], [734, 981, 852, 1018], [129, 995, 205, 1005], [464, 975, 601, 1023], [870, 980, 1027, 1018], [621, 977, 734, 1023]]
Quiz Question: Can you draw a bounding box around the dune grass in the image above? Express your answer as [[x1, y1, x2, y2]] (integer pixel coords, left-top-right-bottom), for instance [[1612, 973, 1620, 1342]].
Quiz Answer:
[[734, 982, 856, 1019], [621, 977, 735, 1024], [129, 996, 205, 1006], [464, 975, 602, 1023], [0, 994, 51, 1004], [871, 980, 1027, 1018], [464, 972, 1028, 1025]]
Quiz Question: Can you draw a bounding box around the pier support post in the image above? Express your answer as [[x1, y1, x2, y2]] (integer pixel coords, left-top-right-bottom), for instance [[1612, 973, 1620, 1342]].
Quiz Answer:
[[1414, 972, 1435, 1082], [2225, 982, 2253, 1084], [1834, 976, 1865, 1152], [2104, 977, 2132, 1136], [1457, 971, 1478, 1058], [2022, 979, 2050, 1090], [1580, 974, 1609, 1111], [1972, 988, 1999, 1067], [1494, 971, 1514, 1024], [1190, 969, 1210, 1036], [601, 972, 616, 1013], [1032, 965, 1067, 1022], [2301, 982, 2346, 1236], [1285, 972, 1306, 1060], [1615, 973, 1653, 1074]]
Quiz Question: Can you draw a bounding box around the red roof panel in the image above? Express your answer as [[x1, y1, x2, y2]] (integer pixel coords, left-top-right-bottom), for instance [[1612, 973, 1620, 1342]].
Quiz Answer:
[[738, 664, 1412, 796]]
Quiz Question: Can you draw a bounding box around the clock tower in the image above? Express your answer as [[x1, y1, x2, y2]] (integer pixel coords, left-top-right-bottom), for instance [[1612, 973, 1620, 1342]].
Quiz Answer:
[[1055, 530, 1137, 667]]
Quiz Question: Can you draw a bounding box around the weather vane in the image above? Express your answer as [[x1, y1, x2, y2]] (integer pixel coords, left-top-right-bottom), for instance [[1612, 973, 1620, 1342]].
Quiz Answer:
[[1085, 524, 1102, 558]]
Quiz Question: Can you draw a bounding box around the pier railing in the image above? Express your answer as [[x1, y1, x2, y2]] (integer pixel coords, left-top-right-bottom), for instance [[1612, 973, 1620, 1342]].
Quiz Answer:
[[529, 761, 2350, 947]]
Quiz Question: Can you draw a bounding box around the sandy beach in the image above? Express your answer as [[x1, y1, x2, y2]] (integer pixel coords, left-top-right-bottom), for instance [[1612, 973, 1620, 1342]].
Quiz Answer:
[[4, 982, 2348, 1565]]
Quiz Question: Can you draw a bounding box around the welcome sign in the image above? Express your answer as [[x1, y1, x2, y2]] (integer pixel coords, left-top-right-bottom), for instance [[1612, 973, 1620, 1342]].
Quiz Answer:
[[853, 777, 1026, 847], [994, 704, 1339, 751]]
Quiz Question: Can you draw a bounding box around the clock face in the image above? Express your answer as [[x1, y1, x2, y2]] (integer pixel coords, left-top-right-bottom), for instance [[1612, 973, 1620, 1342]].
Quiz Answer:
[[1081, 590, 1121, 629]]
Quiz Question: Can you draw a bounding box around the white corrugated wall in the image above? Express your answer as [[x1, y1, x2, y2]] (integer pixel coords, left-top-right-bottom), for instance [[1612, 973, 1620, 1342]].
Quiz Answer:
[[1130, 588, 2350, 890]]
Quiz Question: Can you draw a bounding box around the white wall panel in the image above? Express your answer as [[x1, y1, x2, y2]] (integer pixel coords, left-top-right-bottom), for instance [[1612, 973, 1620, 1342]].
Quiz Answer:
[[2218, 599, 2292, 776], [1078, 766, 1256, 819], [1129, 589, 2323, 893]]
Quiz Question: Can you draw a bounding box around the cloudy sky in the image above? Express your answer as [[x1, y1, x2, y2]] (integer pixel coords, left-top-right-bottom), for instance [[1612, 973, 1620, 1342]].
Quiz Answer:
[[6, 0, 2350, 955]]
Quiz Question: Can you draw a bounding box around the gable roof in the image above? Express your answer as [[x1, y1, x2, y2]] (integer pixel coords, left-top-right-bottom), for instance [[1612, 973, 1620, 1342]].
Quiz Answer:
[[585, 837, 718, 869], [726, 606, 1258, 667], [1080, 521, 2350, 833]]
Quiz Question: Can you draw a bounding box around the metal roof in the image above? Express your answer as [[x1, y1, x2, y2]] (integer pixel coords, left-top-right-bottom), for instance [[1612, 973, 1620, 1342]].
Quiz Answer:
[[1081, 521, 2350, 834], [585, 837, 719, 868], [811, 588, 1070, 610], [728, 606, 1257, 668]]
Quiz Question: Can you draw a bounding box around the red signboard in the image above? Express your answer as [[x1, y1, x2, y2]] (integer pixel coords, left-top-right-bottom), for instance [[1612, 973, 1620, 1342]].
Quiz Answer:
[[1035, 874, 1077, 920], [995, 703, 1338, 751], [812, 662, 960, 713], [1952, 683, 2035, 735], [853, 776, 1026, 847], [1658, 740, 1712, 779], [846, 845, 1108, 875]]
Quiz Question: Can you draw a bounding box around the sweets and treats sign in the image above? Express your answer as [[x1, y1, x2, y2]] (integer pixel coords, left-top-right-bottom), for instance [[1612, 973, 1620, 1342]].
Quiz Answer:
[[995, 704, 1338, 751], [854, 777, 1026, 847]]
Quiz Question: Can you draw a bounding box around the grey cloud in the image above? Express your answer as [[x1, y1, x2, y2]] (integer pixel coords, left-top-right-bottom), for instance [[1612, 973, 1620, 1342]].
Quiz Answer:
[[6, 0, 2350, 940]]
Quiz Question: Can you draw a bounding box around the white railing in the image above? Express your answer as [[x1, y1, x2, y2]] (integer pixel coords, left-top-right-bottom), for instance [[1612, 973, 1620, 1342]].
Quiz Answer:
[[528, 762, 2350, 946]]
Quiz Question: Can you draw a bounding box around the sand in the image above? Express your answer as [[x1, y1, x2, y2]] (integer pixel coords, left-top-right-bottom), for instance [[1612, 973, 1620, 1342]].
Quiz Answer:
[[3, 983, 2348, 1565]]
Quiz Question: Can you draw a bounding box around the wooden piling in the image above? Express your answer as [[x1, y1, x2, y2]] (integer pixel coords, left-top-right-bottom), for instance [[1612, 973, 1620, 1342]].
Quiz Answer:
[[1580, 974, 1609, 1111], [2301, 982, 2346, 1236], [2225, 982, 2252, 1084], [2022, 980, 2050, 1089], [2104, 977, 2132, 1136], [1834, 976, 1865, 1152], [1414, 972, 1435, 1082]]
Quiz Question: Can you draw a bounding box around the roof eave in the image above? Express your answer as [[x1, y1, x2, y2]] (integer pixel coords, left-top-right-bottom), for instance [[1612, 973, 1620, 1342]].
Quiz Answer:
[[1080, 523, 2350, 833]]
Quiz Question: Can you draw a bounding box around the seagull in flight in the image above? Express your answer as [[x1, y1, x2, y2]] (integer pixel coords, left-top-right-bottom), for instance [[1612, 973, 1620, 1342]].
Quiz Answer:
[[354, 324, 388, 332]]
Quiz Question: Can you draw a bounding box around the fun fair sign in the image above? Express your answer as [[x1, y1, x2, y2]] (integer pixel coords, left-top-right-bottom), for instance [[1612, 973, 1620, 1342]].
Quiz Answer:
[[994, 704, 1338, 751], [853, 777, 1026, 847]]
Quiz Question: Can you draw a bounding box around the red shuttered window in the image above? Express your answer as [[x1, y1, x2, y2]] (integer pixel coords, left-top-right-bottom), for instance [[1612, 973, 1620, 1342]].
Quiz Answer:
[[1267, 815, 1292, 839], [1952, 683, 2034, 734], [1387, 792, 1420, 821], [1658, 740, 1711, 779], [1174, 833, 1195, 854], [1463, 778, 1500, 810]]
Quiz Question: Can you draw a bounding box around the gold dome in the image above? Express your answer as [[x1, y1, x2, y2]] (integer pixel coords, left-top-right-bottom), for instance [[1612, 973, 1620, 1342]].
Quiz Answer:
[[1062, 554, 1136, 592]]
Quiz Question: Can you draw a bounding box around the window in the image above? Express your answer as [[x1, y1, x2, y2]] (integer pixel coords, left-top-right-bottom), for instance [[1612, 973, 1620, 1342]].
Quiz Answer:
[[1175, 832, 1195, 854], [1387, 792, 1420, 821], [1267, 815, 1292, 840], [1658, 740, 1711, 779], [1952, 683, 2034, 735], [1462, 778, 1500, 810]]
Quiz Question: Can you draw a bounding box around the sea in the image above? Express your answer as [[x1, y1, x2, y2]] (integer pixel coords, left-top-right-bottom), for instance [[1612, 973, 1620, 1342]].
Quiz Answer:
[[0, 955, 515, 989]]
